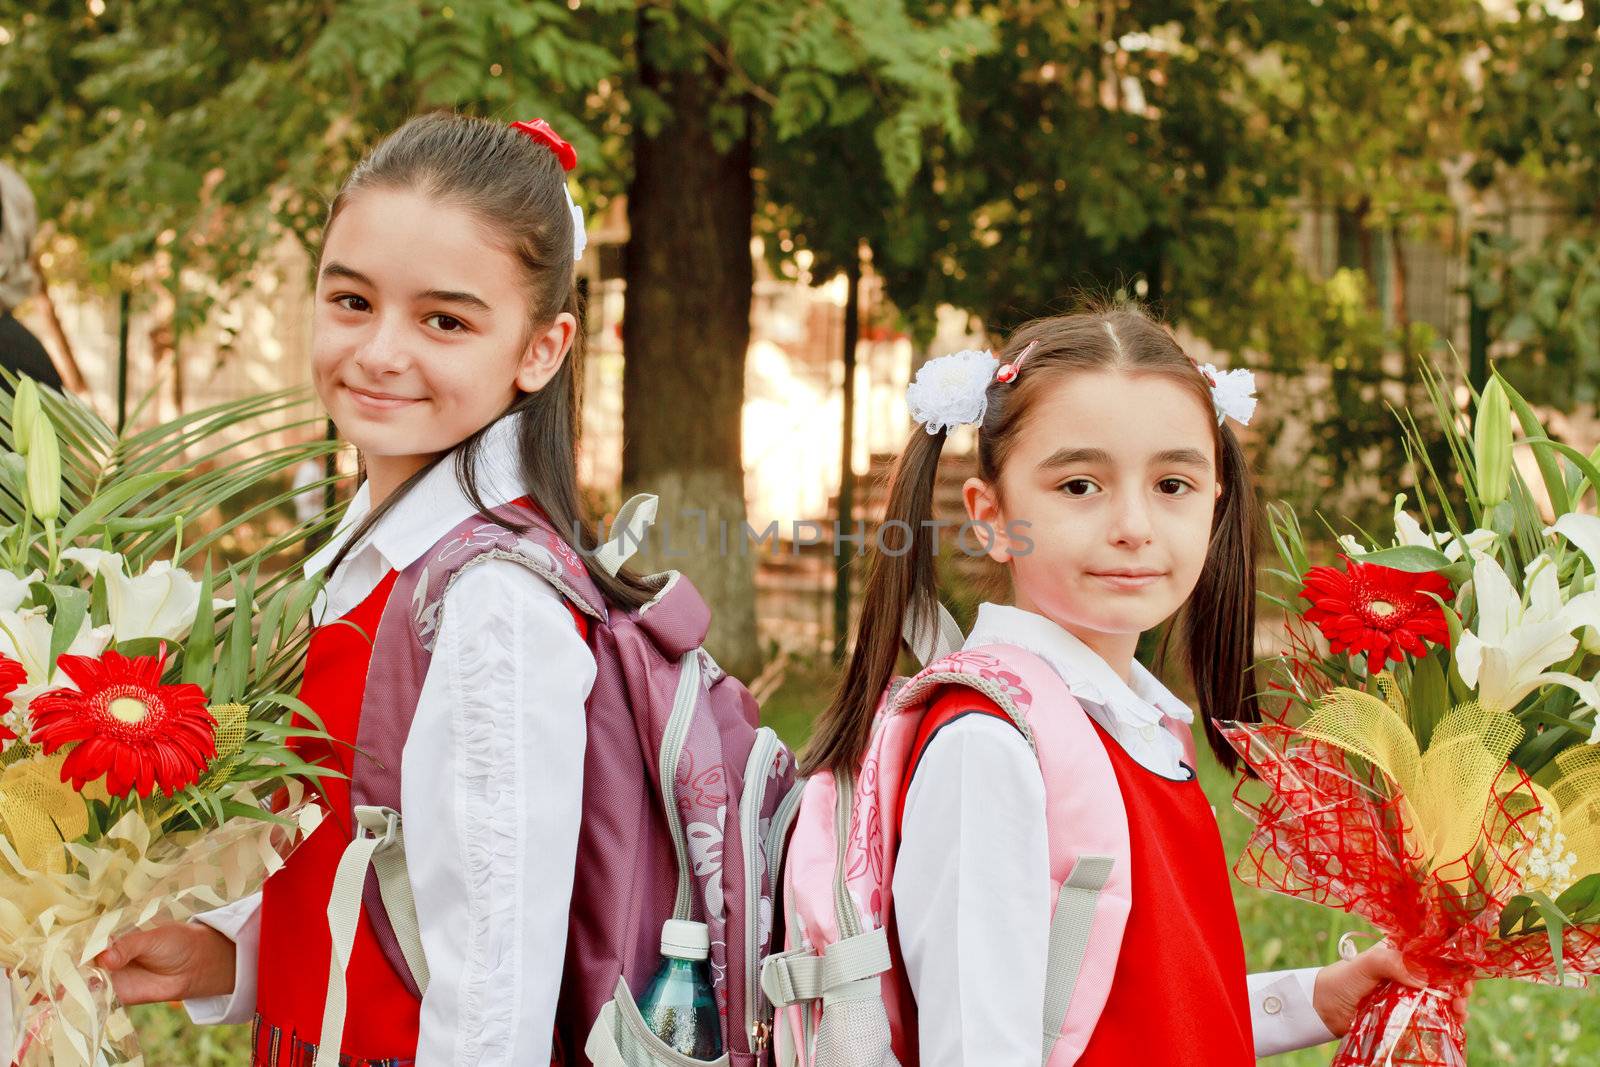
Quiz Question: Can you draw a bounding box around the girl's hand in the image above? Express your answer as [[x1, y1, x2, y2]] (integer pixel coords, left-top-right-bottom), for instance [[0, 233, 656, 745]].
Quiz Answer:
[[95, 922, 237, 1005], [1312, 945, 1474, 1037]]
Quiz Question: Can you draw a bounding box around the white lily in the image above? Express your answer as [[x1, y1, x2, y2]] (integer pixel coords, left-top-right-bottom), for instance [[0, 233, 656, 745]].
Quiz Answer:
[[61, 548, 229, 644], [1456, 552, 1600, 714], [1338, 534, 1373, 557], [1546, 513, 1600, 654], [1549, 512, 1600, 573], [0, 570, 41, 615], [0, 605, 112, 688], [1392, 495, 1496, 562]]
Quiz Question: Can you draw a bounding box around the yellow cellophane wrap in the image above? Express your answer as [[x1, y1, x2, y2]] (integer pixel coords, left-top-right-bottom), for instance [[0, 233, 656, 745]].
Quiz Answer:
[[1298, 673, 1598, 895], [1546, 744, 1600, 884], [0, 772, 322, 1067]]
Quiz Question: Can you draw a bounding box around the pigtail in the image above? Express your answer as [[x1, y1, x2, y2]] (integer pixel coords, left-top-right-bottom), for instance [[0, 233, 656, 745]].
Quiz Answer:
[[800, 425, 950, 777], [1182, 423, 1260, 774]]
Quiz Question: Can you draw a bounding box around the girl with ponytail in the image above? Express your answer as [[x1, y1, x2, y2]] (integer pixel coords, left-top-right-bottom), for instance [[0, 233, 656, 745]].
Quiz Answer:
[[97, 112, 651, 1066], [782, 307, 1464, 1066]]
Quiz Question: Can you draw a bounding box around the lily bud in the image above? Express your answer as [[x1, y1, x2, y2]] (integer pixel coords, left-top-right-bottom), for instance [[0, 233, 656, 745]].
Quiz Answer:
[[26, 411, 60, 522], [12, 377, 40, 457], [1474, 377, 1513, 509]]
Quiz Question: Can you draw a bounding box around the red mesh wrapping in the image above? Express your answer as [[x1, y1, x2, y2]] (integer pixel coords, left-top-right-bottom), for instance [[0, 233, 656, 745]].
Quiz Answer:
[[1222, 722, 1600, 1066]]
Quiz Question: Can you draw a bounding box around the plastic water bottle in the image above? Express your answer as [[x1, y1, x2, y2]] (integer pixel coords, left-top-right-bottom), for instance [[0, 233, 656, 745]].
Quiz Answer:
[[637, 919, 724, 1059]]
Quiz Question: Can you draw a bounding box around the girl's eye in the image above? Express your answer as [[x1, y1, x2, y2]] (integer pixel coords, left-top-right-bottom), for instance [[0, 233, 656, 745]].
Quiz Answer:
[[331, 294, 370, 313], [1157, 478, 1193, 495], [1060, 478, 1101, 497], [424, 313, 468, 333]]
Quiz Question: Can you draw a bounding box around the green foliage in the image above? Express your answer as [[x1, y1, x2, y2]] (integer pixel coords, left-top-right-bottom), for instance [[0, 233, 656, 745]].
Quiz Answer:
[[0, 0, 615, 321], [1467, 3, 1600, 405], [0, 379, 350, 832], [2, 0, 992, 336]]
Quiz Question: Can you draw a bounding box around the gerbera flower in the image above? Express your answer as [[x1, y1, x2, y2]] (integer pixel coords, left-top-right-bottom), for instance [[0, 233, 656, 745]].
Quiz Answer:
[[1300, 557, 1455, 674], [28, 650, 216, 797], [0, 652, 26, 743]]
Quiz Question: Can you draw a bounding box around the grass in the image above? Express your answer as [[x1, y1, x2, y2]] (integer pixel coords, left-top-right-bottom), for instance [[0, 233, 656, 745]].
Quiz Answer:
[[131, 654, 1598, 1064]]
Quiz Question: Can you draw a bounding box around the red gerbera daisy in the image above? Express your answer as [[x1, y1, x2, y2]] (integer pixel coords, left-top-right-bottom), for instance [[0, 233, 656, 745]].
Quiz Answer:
[[0, 652, 26, 744], [1300, 557, 1455, 674], [28, 650, 217, 797]]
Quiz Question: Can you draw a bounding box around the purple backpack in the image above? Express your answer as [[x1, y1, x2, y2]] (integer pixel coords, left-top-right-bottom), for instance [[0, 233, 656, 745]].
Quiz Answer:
[[312, 496, 804, 1067]]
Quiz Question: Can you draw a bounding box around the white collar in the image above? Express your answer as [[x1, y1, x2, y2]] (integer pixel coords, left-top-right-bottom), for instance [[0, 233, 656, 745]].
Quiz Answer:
[[964, 602, 1194, 730], [305, 411, 527, 579]]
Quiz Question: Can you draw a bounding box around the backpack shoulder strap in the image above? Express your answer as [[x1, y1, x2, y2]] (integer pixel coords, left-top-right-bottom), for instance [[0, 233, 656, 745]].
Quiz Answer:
[[893, 683, 1020, 838], [338, 502, 599, 1014], [895, 643, 1136, 1066]]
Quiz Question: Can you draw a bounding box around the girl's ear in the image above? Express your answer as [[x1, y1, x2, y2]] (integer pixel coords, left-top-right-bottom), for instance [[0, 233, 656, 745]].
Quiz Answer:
[[962, 476, 1012, 564], [516, 311, 578, 393]]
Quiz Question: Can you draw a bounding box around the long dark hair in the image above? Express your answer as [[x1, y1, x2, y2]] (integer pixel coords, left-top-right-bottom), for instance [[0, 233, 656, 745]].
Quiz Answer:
[[319, 112, 652, 610], [801, 306, 1260, 776]]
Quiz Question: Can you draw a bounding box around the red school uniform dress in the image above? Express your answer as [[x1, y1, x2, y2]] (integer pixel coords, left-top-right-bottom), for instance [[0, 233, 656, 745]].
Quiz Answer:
[[253, 569, 418, 1067], [251, 559, 590, 1066], [898, 686, 1255, 1065]]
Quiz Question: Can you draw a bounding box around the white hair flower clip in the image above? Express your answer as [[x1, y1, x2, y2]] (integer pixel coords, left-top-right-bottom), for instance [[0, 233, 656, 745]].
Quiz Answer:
[[1197, 363, 1257, 427], [906, 348, 1001, 434], [566, 185, 588, 262]]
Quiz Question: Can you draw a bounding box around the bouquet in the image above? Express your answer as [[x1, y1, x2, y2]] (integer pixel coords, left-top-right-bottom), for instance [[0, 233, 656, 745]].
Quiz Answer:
[[0, 379, 344, 1066], [1234, 363, 1600, 1066]]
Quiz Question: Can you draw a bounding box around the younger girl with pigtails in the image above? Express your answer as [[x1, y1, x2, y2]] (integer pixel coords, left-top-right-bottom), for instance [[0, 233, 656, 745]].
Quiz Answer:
[[92, 112, 653, 1066], [773, 307, 1470, 1066]]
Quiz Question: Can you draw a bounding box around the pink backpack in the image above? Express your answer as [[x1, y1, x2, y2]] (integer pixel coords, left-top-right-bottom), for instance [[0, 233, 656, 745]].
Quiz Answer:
[[313, 495, 806, 1067], [765, 639, 1193, 1067]]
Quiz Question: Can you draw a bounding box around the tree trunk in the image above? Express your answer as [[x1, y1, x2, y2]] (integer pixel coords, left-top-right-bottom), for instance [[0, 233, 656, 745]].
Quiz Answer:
[[1390, 224, 1410, 335], [832, 254, 861, 664], [29, 253, 90, 395], [622, 44, 762, 680]]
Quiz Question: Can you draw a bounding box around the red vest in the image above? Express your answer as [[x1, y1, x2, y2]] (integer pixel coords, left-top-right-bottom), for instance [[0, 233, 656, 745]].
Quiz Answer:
[[901, 687, 1254, 1064], [255, 570, 420, 1065]]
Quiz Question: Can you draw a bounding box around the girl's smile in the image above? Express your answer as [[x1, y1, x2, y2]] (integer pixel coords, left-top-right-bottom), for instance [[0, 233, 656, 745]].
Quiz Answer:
[[1087, 568, 1170, 591], [343, 384, 426, 413]]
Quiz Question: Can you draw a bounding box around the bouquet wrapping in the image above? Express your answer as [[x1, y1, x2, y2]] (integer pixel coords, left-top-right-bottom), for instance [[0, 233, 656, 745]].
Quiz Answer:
[[1237, 368, 1600, 1065], [0, 381, 343, 1066]]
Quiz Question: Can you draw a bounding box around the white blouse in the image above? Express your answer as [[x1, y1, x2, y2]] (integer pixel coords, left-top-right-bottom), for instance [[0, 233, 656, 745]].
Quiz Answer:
[[894, 603, 1335, 1065], [186, 414, 596, 1067]]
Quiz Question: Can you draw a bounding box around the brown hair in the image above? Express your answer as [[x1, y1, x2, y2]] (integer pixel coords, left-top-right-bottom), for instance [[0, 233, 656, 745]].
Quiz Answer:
[[320, 111, 652, 610], [801, 306, 1259, 776]]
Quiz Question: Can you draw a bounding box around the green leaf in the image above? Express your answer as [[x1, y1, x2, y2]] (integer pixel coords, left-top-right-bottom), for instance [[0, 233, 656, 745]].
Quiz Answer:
[[1498, 374, 1571, 516], [1512, 721, 1579, 776], [254, 585, 289, 677], [1531, 891, 1570, 981], [102, 514, 186, 534], [1409, 654, 1447, 751], [56, 470, 188, 546], [1500, 893, 1537, 937], [1554, 873, 1600, 924], [1525, 437, 1600, 509], [46, 584, 90, 670], [183, 561, 216, 690], [874, 113, 922, 196], [1355, 545, 1454, 572]]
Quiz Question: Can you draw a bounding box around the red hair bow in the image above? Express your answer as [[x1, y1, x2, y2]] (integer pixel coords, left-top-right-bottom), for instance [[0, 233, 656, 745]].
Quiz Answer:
[[510, 119, 578, 172]]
